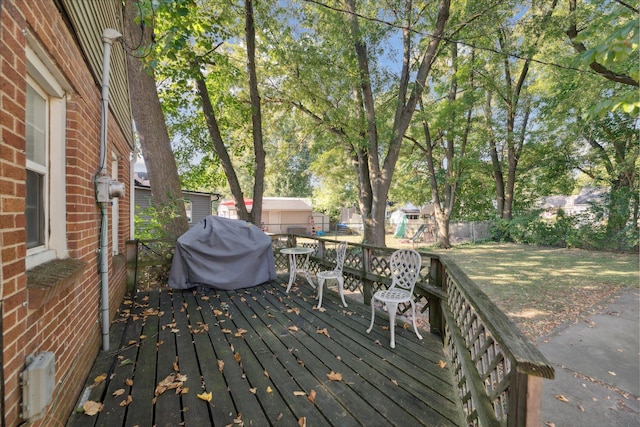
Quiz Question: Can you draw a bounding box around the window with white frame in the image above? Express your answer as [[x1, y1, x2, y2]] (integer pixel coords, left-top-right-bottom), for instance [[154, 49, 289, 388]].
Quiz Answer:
[[25, 46, 68, 269]]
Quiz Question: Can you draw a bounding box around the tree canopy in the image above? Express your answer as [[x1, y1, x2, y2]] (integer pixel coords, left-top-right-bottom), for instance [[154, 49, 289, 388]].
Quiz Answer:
[[141, 0, 638, 249]]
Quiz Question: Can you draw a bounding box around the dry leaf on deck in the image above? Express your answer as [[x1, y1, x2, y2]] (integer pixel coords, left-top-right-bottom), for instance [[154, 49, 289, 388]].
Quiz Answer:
[[82, 401, 103, 416], [308, 390, 316, 404], [555, 394, 570, 403], [218, 360, 225, 372], [119, 395, 133, 407], [201, 295, 210, 300], [197, 391, 213, 402], [125, 378, 134, 386], [234, 352, 242, 363], [214, 309, 224, 316], [266, 386, 273, 393], [112, 388, 125, 397], [293, 391, 306, 396], [391, 379, 398, 386], [173, 360, 180, 372], [288, 325, 299, 332], [438, 360, 447, 369], [264, 370, 270, 378], [298, 416, 307, 427], [317, 328, 330, 338], [94, 374, 107, 384], [327, 371, 343, 381], [222, 328, 233, 334], [249, 387, 257, 394]]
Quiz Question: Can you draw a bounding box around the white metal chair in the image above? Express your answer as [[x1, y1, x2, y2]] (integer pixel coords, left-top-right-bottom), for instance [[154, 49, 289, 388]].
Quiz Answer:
[[316, 241, 348, 309], [367, 249, 424, 348]]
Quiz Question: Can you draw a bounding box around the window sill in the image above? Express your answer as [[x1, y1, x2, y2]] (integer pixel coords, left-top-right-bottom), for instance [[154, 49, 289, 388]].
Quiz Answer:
[[27, 258, 87, 311]]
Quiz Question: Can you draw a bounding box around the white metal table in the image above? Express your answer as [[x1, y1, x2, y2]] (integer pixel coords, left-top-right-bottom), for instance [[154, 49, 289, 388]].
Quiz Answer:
[[280, 247, 316, 293]]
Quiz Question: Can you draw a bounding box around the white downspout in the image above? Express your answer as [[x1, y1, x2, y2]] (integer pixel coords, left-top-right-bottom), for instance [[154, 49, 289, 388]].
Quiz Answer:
[[96, 28, 123, 351]]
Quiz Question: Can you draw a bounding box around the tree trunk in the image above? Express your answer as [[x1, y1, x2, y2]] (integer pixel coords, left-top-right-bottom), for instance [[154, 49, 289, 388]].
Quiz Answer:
[[123, 0, 188, 240], [344, 0, 451, 246], [245, 0, 265, 226], [194, 71, 250, 221]]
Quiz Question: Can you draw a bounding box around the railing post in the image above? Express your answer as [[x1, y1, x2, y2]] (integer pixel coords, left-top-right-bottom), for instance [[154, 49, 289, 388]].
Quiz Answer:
[[362, 246, 373, 305], [428, 257, 445, 336], [125, 239, 138, 292], [508, 372, 543, 427]]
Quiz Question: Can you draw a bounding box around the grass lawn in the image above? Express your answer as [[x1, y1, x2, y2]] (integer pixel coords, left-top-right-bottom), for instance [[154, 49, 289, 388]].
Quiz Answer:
[[315, 233, 638, 341], [425, 242, 639, 342]]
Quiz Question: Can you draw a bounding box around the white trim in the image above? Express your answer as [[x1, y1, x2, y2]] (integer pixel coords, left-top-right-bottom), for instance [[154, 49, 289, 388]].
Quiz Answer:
[[25, 45, 68, 268]]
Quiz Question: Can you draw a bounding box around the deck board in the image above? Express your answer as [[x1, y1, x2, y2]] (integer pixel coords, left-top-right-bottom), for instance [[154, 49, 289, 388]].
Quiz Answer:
[[67, 277, 463, 426]]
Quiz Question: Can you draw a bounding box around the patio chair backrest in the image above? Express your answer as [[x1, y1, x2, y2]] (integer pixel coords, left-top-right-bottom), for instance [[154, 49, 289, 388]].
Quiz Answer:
[[389, 249, 422, 293], [333, 241, 348, 274]]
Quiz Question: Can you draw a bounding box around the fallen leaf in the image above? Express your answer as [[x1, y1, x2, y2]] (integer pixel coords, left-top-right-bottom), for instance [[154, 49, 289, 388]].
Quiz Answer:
[[317, 328, 330, 338], [119, 395, 133, 407], [156, 340, 164, 348], [214, 309, 224, 316], [94, 374, 107, 384], [176, 373, 188, 382], [391, 379, 398, 386], [308, 389, 316, 404], [222, 328, 233, 334], [218, 360, 225, 372], [82, 400, 103, 416], [298, 416, 307, 427], [125, 378, 134, 386], [608, 371, 617, 376], [139, 335, 147, 340], [276, 413, 283, 421], [544, 423, 555, 427], [438, 360, 447, 369], [173, 360, 180, 372], [266, 386, 273, 393], [264, 370, 270, 378], [327, 371, 343, 381], [249, 387, 257, 394], [197, 391, 213, 402], [201, 295, 210, 300], [555, 394, 570, 403], [119, 359, 134, 367], [112, 388, 125, 397], [234, 352, 242, 363], [288, 326, 299, 332], [293, 391, 306, 396]]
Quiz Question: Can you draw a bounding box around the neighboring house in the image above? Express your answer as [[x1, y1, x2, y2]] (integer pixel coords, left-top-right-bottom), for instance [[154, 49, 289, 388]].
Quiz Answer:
[[134, 176, 221, 228], [218, 197, 330, 234], [0, 2, 133, 426], [539, 187, 608, 219]]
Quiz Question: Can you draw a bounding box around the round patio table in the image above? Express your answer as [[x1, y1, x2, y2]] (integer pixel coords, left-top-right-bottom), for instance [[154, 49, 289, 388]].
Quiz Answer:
[[280, 247, 316, 293]]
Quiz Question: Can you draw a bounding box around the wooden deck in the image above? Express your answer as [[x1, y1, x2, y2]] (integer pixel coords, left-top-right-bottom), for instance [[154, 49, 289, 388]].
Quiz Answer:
[[67, 276, 464, 426]]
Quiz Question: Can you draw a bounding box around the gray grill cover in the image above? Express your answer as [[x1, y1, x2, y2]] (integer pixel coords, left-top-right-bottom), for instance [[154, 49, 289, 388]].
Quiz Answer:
[[168, 215, 276, 290]]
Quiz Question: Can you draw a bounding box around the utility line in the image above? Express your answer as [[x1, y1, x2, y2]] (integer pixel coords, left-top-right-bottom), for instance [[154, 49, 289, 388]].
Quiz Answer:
[[302, 0, 633, 79]]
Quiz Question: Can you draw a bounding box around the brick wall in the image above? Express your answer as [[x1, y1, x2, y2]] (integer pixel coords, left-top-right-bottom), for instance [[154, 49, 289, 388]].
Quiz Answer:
[[0, 1, 131, 426]]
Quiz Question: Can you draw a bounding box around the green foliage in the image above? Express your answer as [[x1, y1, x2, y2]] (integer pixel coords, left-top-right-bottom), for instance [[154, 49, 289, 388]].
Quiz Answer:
[[490, 208, 638, 253], [134, 196, 189, 240]]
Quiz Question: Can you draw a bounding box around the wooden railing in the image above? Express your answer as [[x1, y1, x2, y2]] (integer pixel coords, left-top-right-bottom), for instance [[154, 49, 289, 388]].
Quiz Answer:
[[126, 235, 554, 426]]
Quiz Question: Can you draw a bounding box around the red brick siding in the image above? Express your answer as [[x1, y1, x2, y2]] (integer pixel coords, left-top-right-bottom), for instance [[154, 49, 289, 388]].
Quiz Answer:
[[0, 1, 132, 425]]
